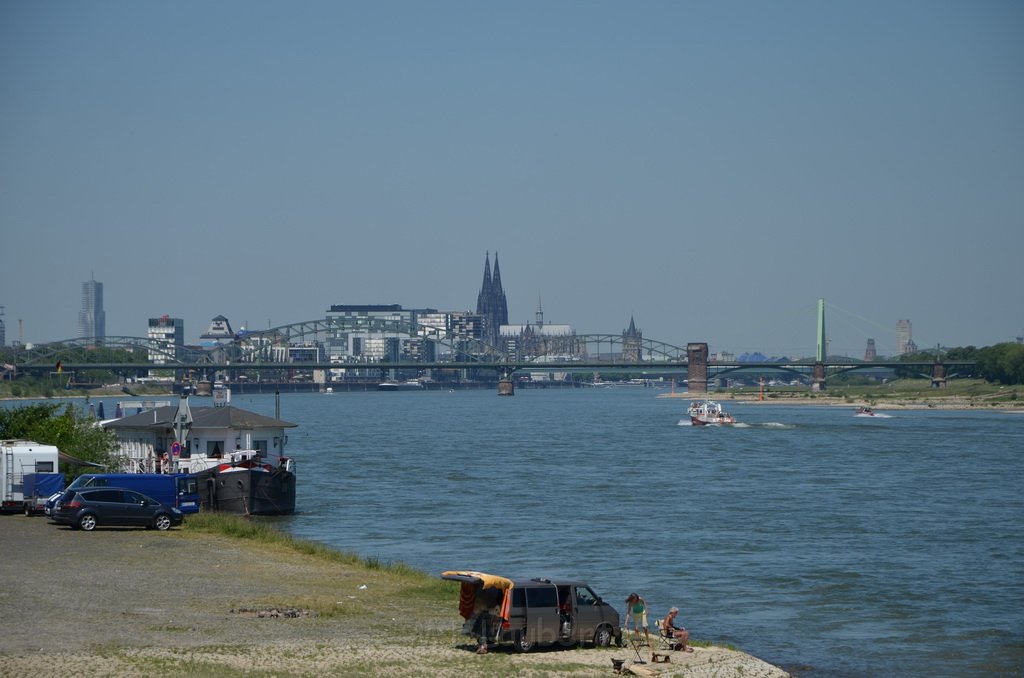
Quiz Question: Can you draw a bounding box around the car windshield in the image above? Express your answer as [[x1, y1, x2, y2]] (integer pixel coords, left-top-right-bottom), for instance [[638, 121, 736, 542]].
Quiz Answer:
[[66, 476, 89, 490]]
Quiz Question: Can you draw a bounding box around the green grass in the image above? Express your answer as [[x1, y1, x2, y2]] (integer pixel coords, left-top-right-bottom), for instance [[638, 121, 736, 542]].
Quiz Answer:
[[182, 512, 455, 604]]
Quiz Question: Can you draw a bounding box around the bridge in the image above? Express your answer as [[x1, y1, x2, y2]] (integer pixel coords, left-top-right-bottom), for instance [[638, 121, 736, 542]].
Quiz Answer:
[[3, 303, 970, 394]]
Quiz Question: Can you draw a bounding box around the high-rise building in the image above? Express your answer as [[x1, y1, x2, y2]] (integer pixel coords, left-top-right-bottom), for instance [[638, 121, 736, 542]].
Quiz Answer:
[[0, 305, 5, 347], [475, 252, 508, 348], [147, 315, 184, 365], [896, 319, 914, 355], [78, 278, 106, 340]]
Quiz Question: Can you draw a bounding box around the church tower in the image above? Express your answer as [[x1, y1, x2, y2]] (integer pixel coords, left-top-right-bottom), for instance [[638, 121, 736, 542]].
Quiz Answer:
[[476, 252, 509, 348], [622, 316, 642, 362]]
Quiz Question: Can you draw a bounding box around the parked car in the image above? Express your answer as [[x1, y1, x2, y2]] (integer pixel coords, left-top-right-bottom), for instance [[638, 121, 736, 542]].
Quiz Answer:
[[50, 487, 184, 531], [44, 473, 200, 515], [441, 571, 622, 651]]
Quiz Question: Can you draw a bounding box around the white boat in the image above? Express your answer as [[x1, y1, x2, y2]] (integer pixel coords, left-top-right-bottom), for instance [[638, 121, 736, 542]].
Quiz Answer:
[[378, 380, 425, 391], [855, 406, 874, 416], [688, 400, 736, 426]]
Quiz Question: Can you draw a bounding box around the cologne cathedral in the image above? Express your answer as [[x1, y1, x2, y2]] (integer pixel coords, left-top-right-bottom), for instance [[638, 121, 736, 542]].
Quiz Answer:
[[476, 252, 508, 348]]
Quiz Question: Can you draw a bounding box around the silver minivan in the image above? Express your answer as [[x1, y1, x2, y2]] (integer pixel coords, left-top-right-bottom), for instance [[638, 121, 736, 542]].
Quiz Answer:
[[442, 572, 622, 651]]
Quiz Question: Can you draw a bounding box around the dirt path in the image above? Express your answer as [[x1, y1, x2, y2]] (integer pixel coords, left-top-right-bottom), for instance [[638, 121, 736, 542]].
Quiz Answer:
[[0, 515, 789, 677]]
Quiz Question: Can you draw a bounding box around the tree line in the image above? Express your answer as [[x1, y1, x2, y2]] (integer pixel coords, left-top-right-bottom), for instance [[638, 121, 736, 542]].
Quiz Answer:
[[900, 342, 1024, 384]]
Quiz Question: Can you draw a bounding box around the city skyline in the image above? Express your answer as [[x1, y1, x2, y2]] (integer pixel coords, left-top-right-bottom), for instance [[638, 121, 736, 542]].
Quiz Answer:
[[2, 3, 1021, 356], [0, 271, 992, 361]]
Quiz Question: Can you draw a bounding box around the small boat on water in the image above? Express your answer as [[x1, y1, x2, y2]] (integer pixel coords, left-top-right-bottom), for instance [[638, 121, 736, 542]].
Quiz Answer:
[[688, 400, 736, 426], [855, 406, 874, 416], [378, 380, 425, 391]]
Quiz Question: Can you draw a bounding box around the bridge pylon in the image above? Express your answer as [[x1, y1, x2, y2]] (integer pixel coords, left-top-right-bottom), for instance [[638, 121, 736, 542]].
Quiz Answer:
[[687, 343, 708, 394], [812, 298, 827, 391], [931, 355, 946, 389]]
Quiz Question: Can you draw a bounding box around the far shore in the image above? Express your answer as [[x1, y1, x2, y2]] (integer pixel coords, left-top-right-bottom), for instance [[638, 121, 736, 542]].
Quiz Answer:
[[708, 393, 1024, 411], [4, 381, 1022, 413]]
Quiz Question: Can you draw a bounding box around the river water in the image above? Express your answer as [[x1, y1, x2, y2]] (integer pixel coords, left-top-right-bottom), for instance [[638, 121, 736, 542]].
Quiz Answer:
[[14, 389, 1024, 676]]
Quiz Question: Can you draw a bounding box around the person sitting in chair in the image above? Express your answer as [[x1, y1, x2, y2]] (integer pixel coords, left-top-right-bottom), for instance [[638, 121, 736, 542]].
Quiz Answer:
[[663, 606, 693, 652]]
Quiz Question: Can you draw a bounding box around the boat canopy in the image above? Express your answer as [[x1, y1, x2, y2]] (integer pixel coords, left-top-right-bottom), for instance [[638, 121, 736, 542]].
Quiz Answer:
[[441, 570, 514, 622]]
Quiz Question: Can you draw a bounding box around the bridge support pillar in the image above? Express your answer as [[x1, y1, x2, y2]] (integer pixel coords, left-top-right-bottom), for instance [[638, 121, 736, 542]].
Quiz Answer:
[[931, 360, 946, 389], [498, 368, 515, 396], [686, 342, 708, 394], [812, 362, 826, 392]]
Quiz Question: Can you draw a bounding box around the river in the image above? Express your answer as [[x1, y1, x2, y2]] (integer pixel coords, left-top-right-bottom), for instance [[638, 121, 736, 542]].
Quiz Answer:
[[11, 388, 1024, 676]]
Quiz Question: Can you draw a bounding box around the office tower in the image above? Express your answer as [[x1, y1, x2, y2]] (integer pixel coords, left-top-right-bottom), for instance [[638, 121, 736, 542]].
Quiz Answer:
[[78, 278, 106, 340], [864, 338, 876, 362], [147, 315, 184, 365], [896, 319, 913, 355]]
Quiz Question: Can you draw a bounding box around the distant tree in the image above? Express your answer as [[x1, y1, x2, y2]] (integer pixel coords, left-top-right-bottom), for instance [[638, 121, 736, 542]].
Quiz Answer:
[[977, 343, 1024, 385]]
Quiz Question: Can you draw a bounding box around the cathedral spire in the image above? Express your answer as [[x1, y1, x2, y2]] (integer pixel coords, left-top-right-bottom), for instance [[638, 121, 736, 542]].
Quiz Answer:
[[475, 251, 509, 348], [476, 252, 492, 317], [492, 251, 502, 294], [494, 251, 508, 327]]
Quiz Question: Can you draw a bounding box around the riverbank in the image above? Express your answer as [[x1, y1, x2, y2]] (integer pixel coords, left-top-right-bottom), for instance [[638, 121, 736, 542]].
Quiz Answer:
[[717, 393, 1024, 410], [0, 514, 790, 677]]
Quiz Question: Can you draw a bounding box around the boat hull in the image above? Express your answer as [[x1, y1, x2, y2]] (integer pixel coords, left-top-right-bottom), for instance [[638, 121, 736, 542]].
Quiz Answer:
[[196, 467, 296, 515], [691, 415, 735, 426]]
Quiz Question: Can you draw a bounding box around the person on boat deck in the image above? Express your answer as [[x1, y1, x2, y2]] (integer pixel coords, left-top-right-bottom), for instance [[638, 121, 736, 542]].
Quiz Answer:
[[624, 592, 651, 646], [663, 606, 693, 652], [472, 586, 502, 654]]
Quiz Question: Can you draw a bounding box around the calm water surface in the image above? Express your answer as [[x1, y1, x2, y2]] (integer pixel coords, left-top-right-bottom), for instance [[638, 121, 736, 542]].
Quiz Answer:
[[20, 389, 1024, 676]]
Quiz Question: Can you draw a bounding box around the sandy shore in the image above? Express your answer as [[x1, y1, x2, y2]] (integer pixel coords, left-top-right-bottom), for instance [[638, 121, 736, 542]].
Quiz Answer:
[[674, 393, 1024, 411], [0, 515, 790, 677]]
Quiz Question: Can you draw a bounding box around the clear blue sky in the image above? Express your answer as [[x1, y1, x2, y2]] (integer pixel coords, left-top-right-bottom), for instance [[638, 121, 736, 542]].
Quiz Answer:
[[2, 1, 1021, 357]]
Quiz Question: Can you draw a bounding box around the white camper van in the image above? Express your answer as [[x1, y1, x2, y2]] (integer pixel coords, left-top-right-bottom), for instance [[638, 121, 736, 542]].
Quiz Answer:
[[1, 440, 60, 512]]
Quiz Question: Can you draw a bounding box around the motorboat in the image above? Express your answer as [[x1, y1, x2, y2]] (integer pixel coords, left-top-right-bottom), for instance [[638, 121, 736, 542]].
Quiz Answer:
[[688, 400, 736, 426], [378, 380, 425, 391], [855, 406, 874, 416]]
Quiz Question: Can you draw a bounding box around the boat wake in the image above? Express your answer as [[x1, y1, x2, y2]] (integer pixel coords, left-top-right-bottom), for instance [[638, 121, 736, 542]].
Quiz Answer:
[[678, 419, 795, 429], [856, 412, 892, 418]]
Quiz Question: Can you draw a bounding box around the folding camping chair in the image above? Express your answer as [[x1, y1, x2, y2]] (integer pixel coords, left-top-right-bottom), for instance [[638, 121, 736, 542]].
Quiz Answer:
[[655, 618, 684, 651]]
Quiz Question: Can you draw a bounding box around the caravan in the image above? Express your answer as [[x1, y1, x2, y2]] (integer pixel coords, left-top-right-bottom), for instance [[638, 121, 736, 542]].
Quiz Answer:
[[1, 440, 61, 512]]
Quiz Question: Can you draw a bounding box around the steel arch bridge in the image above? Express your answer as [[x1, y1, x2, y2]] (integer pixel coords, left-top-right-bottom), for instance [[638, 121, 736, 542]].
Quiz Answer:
[[231, 321, 689, 363], [8, 320, 691, 369]]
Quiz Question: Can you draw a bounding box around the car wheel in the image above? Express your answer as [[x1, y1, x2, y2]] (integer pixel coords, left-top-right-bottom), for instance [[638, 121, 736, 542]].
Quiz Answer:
[[513, 630, 534, 653], [78, 514, 98, 531], [153, 514, 172, 531], [593, 625, 613, 648]]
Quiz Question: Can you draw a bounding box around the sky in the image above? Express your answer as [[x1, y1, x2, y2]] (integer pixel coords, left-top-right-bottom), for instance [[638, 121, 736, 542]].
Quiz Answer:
[[1, 1, 1022, 358]]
